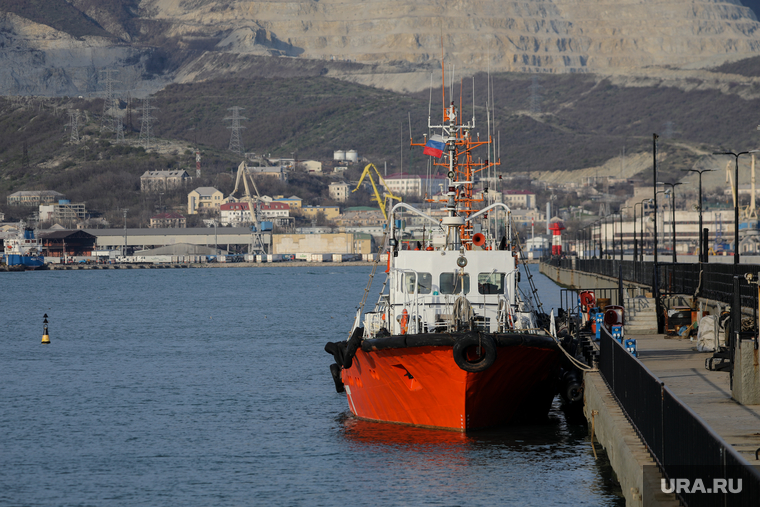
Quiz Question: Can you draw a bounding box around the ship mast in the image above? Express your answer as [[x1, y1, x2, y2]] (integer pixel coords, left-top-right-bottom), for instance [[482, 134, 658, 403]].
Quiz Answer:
[[411, 81, 500, 250]]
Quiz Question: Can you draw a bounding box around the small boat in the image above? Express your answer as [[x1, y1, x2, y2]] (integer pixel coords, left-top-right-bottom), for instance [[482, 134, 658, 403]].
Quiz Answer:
[[325, 81, 585, 431], [3, 222, 45, 269]]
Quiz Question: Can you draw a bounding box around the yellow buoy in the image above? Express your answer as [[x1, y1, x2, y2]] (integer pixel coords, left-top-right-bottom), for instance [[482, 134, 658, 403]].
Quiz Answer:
[[42, 314, 50, 344]]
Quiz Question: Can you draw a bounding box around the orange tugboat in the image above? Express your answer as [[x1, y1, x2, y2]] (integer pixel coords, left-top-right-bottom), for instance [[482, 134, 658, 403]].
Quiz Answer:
[[325, 75, 578, 431]]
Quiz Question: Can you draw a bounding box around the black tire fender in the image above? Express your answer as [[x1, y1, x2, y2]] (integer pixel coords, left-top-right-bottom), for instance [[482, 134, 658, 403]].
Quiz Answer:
[[343, 327, 363, 369], [329, 363, 345, 393], [452, 333, 497, 373]]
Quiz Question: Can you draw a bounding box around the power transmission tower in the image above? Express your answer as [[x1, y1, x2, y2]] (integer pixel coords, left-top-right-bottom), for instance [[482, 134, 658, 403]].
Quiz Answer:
[[100, 69, 124, 142], [126, 92, 133, 132], [67, 109, 80, 144], [224, 106, 247, 155], [21, 140, 29, 168], [115, 120, 125, 143], [529, 76, 542, 114], [139, 97, 158, 150]]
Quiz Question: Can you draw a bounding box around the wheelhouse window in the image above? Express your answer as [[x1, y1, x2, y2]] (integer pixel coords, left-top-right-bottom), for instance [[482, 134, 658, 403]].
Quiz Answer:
[[439, 272, 470, 294], [404, 272, 432, 294], [478, 272, 505, 294]]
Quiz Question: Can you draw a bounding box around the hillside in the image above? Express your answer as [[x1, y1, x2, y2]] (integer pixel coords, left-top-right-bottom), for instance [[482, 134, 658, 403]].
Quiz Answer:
[[2, 69, 759, 226], [4, 0, 760, 96]]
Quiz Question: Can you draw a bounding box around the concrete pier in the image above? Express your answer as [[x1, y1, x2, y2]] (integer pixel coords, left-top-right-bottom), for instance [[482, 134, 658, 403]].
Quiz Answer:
[[635, 333, 760, 462]]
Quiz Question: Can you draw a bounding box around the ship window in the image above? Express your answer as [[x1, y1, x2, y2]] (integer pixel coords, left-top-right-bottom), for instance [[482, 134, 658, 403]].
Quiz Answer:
[[478, 272, 505, 294], [439, 273, 470, 294], [404, 272, 432, 294]]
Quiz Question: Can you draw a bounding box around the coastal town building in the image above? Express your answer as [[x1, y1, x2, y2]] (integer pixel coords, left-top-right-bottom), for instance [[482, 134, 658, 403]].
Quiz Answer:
[[39, 230, 97, 258], [219, 202, 290, 226], [273, 196, 302, 210], [302, 160, 323, 173], [7, 190, 65, 206], [140, 170, 192, 192], [39, 201, 87, 223], [502, 190, 537, 209], [383, 173, 448, 197], [149, 212, 187, 228], [300, 205, 341, 221], [248, 165, 287, 181], [329, 182, 350, 202], [334, 207, 385, 226], [188, 187, 224, 215]]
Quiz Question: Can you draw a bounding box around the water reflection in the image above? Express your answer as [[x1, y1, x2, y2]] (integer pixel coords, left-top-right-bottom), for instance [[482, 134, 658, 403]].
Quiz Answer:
[[336, 398, 624, 505]]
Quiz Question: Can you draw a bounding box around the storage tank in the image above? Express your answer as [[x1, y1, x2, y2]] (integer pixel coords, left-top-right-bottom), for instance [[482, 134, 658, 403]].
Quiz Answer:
[[334, 150, 346, 161], [346, 149, 358, 162]]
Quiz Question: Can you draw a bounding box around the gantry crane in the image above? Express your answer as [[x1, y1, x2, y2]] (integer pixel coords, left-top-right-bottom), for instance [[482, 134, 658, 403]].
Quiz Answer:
[[230, 160, 267, 255], [353, 163, 402, 221]]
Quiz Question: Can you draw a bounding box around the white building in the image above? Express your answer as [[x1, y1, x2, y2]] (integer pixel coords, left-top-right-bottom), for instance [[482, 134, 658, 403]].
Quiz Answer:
[[329, 182, 350, 202], [502, 190, 536, 209], [581, 209, 737, 258], [140, 170, 192, 192], [219, 202, 290, 226], [383, 173, 448, 197], [301, 160, 323, 173], [39, 201, 87, 222]]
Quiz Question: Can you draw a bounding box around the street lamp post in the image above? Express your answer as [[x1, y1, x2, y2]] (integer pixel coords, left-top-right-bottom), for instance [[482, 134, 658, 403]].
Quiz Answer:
[[595, 220, 600, 259], [634, 199, 647, 262], [123, 208, 128, 258], [683, 168, 716, 262], [593, 220, 601, 259], [657, 182, 682, 264], [620, 206, 630, 262], [714, 150, 758, 264], [633, 204, 638, 262], [653, 189, 669, 259]]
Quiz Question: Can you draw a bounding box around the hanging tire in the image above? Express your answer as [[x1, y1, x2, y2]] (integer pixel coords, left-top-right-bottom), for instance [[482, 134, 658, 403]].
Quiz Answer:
[[330, 363, 345, 393], [343, 327, 363, 369], [452, 334, 497, 373]]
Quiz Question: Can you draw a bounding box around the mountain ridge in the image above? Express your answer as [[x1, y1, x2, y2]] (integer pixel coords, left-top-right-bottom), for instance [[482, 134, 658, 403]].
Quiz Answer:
[[4, 0, 760, 96]]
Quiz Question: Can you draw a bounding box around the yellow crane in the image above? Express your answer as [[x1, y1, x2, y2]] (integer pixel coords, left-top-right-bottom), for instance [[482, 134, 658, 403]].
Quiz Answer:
[[353, 163, 402, 221], [230, 160, 267, 255]]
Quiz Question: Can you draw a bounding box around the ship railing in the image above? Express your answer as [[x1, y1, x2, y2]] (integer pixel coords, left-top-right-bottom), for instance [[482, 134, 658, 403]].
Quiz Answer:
[[394, 267, 424, 335], [363, 312, 386, 338], [496, 296, 515, 332]]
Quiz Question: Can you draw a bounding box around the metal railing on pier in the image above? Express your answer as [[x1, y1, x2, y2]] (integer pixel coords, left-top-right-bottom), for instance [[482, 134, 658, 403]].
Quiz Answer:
[[550, 257, 759, 307], [599, 330, 760, 506]]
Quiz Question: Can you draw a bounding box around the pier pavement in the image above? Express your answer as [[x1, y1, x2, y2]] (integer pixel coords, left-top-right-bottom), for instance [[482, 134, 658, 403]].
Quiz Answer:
[[634, 333, 760, 463]]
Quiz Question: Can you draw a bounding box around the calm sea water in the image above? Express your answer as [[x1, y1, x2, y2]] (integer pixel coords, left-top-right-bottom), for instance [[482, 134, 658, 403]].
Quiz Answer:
[[1, 265, 623, 506]]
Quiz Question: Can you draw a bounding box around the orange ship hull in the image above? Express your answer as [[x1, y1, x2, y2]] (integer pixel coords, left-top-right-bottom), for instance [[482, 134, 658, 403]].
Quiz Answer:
[[341, 340, 561, 431]]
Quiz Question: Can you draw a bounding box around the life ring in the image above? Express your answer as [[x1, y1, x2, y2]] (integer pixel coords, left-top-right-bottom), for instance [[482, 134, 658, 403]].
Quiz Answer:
[[452, 333, 497, 373], [400, 309, 409, 335]]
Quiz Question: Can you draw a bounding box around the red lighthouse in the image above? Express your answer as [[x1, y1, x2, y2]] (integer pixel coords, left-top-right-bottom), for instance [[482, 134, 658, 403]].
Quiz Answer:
[[548, 218, 565, 256]]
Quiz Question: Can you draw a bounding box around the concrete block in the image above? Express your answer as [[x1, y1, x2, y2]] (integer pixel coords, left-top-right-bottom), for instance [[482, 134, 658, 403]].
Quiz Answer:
[[733, 339, 760, 405]]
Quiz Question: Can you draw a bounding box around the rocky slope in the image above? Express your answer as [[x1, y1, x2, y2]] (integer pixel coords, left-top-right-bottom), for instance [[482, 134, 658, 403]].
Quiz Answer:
[[4, 0, 760, 95]]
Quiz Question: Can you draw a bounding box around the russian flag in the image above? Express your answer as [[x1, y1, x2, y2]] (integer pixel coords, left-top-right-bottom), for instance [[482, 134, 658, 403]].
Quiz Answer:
[[423, 134, 445, 158]]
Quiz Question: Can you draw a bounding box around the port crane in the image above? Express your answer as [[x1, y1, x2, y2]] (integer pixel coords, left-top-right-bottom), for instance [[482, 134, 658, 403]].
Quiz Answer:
[[353, 163, 402, 221], [230, 160, 267, 255]]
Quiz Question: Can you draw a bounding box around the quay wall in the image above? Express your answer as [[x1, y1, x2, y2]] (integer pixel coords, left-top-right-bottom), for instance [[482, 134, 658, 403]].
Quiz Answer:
[[583, 373, 677, 506]]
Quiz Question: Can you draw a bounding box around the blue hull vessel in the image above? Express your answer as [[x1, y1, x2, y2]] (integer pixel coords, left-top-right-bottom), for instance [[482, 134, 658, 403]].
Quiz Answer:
[[5, 254, 45, 268]]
